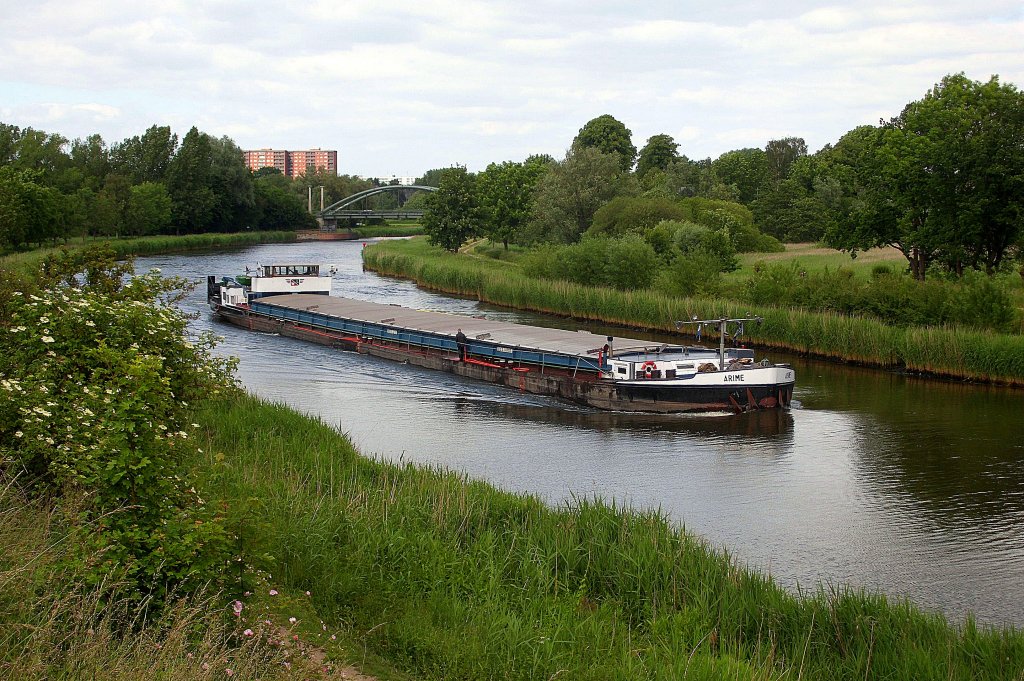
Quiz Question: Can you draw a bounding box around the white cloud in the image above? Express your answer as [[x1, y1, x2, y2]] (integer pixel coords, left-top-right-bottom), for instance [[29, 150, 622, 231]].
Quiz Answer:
[[797, 6, 862, 32], [0, 0, 1021, 173]]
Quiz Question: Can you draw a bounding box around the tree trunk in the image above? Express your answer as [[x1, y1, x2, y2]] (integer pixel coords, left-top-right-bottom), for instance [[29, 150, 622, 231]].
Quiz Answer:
[[909, 246, 927, 281]]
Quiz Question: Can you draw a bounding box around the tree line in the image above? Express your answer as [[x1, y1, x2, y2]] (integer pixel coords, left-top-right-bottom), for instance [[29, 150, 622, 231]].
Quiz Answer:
[[420, 72, 1024, 282], [0, 123, 384, 251]]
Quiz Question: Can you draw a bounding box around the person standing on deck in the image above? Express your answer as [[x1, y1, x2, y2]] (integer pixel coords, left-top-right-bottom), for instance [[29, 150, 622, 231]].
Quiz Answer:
[[455, 328, 468, 361]]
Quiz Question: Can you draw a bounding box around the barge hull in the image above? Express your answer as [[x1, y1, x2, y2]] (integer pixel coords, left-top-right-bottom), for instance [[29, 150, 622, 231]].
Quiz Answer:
[[217, 306, 794, 413]]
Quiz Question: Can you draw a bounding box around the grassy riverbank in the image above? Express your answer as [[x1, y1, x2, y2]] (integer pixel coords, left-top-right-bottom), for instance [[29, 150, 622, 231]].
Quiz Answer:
[[11, 389, 1022, 678], [190, 392, 1023, 680], [8, 236, 1024, 675], [356, 225, 424, 238], [5, 388, 1023, 680], [3, 248, 1023, 679], [0, 231, 295, 271], [362, 238, 1024, 385]]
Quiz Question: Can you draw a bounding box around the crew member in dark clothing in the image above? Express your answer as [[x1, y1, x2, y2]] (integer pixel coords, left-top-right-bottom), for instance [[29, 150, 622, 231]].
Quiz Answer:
[[455, 328, 467, 361]]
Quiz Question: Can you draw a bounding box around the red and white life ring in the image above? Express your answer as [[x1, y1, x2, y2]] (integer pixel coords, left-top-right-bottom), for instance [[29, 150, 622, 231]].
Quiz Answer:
[[641, 361, 657, 379]]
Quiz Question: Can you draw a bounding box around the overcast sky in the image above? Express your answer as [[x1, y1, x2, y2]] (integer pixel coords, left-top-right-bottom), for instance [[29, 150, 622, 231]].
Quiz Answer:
[[2, 1, 1021, 178]]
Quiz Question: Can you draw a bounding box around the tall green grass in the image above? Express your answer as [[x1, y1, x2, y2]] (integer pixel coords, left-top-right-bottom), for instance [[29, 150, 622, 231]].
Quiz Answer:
[[107, 230, 296, 256], [0, 231, 295, 272], [0, 474, 301, 680], [363, 239, 1024, 385], [194, 393, 1024, 680], [355, 225, 424, 238]]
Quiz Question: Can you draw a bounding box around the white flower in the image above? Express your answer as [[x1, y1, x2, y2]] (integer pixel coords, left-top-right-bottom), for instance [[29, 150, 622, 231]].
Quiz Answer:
[[85, 320, 95, 327], [41, 336, 55, 344]]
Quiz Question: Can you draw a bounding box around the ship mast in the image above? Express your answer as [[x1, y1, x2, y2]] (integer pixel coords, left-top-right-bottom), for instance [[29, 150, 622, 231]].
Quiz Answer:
[[675, 315, 762, 369]]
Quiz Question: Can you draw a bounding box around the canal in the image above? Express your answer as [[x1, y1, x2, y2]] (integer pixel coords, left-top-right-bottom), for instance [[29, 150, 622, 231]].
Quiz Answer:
[[137, 240, 1024, 628]]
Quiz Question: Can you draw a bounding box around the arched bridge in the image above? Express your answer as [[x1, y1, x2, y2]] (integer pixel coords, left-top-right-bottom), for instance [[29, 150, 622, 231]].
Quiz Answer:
[[318, 185, 437, 228]]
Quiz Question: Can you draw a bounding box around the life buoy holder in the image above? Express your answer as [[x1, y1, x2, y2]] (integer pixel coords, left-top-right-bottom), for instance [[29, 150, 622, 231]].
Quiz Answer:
[[640, 361, 657, 379]]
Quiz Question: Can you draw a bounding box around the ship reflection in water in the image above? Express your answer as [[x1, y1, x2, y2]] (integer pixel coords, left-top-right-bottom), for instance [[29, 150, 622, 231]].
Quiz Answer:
[[459, 398, 797, 439]]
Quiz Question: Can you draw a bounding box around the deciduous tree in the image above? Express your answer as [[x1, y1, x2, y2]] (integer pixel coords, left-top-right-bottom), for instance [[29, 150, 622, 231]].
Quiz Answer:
[[710, 148, 771, 204], [166, 127, 215, 235], [823, 74, 1024, 278], [765, 137, 808, 186], [0, 167, 63, 248], [422, 167, 479, 252], [111, 125, 178, 184], [526, 146, 637, 244], [636, 134, 679, 179], [125, 181, 173, 236], [476, 159, 547, 249], [573, 115, 637, 172]]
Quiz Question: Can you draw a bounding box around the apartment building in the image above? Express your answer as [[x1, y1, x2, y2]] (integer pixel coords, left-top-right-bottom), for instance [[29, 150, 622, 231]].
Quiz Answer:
[[243, 148, 338, 179]]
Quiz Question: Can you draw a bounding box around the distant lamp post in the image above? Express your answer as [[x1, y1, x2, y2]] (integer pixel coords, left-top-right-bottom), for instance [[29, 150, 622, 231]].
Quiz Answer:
[[319, 185, 325, 212]]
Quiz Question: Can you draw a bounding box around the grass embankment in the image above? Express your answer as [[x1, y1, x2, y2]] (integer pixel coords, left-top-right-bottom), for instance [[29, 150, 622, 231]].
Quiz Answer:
[[6, 387, 1023, 679], [191, 393, 1024, 680], [0, 231, 296, 271], [362, 238, 1024, 385], [355, 225, 424, 238], [0, 465, 405, 680]]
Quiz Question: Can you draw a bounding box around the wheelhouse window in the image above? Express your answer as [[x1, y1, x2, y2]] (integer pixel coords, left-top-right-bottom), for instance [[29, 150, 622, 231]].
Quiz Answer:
[[268, 265, 319, 277]]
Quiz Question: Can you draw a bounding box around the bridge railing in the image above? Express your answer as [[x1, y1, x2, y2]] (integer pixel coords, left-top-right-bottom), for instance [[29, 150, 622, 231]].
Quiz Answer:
[[319, 184, 438, 217]]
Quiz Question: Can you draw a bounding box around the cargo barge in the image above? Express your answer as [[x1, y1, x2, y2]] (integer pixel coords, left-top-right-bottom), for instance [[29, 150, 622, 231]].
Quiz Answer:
[[208, 264, 795, 413]]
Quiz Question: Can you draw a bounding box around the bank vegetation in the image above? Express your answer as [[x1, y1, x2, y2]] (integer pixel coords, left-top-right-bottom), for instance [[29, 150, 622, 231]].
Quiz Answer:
[[3, 237, 1023, 681], [363, 238, 1024, 385]]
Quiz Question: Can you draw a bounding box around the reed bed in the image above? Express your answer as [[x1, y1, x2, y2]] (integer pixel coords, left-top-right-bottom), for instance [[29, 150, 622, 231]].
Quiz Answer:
[[113, 230, 295, 255], [192, 393, 1024, 680], [363, 240, 1024, 385], [0, 231, 296, 272]]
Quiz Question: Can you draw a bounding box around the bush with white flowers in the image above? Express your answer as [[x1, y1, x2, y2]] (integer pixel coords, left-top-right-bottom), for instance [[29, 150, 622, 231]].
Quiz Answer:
[[1, 246, 238, 605]]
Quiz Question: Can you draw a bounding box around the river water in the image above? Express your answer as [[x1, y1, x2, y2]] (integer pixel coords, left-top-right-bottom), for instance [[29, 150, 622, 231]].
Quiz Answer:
[[137, 240, 1024, 628]]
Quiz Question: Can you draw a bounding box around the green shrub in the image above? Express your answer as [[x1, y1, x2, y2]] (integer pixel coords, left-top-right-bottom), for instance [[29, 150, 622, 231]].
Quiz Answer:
[[601, 236, 659, 290], [744, 260, 1019, 333], [559, 238, 609, 285], [871, 263, 895, 279], [668, 221, 738, 271], [520, 237, 658, 291], [643, 220, 677, 260], [946, 271, 1019, 333], [744, 260, 803, 306], [0, 245, 235, 607], [656, 249, 724, 297], [588, 196, 686, 237], [519, 244, 562, 280], [679, 197, 755, 229], [692, 207, 783, 254]]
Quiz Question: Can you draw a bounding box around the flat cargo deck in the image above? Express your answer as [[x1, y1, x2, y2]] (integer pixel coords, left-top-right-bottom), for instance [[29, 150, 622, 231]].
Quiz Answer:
[[256, 293, 655, 359]]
